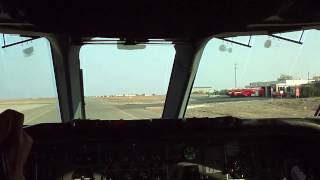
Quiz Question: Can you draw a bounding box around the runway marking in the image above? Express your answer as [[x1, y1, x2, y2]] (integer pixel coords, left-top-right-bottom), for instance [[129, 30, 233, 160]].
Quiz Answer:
[[92, 98, 138, 119], [24, 105, 54, 124]]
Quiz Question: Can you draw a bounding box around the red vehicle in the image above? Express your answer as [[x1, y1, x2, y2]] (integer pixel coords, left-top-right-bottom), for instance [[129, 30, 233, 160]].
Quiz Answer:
[[228, 88, 265, 97]]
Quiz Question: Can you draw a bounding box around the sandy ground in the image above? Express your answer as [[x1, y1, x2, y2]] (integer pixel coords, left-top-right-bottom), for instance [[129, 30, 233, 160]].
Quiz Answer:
[[1, 96, 319, 124], [98, 96, 166, 104], [0, 98, 58, 112], [100, 95, 320, 119], [186, 97, 320, 119]]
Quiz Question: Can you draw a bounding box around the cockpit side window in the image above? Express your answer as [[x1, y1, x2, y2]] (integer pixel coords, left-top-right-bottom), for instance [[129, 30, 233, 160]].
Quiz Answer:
[[0, 34, 61, 125]]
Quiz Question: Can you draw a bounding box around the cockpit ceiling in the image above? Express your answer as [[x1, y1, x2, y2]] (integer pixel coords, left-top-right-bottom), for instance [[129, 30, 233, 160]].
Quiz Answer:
[[0, 0, 320, 39]]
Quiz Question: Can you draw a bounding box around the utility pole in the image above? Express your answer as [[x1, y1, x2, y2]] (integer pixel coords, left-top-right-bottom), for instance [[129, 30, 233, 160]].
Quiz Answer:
[[234, 63, 237, 88], [2, 34, 5, 46], [308, 72, 310, 83]]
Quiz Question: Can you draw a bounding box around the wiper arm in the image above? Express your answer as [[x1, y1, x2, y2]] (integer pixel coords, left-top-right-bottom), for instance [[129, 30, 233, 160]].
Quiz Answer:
[[314, 104, 320, 117]]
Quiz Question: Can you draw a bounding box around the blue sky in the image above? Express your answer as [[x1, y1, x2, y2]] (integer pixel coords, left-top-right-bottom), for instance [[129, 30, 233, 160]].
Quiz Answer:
[[80, 44, 175, 96], [0, 36, 57, 99], [1, 29, 320, 99], [195, 30, 320, 90]]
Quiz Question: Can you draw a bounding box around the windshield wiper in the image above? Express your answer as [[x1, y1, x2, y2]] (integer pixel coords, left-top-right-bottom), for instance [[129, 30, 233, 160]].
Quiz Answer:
[[314, 104, 320, 117]]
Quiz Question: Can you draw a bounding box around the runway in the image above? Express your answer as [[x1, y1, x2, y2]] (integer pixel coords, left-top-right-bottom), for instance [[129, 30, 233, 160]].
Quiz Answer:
[[0, 96, 269, 125], [85, 98, 161, 120]]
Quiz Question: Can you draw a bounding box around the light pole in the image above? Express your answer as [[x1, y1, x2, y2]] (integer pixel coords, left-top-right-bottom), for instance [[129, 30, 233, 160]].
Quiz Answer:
[[234, 63, 238, 88]]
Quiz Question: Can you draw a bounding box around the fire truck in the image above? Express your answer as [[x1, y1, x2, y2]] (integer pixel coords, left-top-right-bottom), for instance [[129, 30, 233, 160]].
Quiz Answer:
[[228, 88, 265, 97]]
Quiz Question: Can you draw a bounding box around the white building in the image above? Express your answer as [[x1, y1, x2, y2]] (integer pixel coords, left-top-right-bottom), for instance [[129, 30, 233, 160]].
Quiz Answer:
[[275, 79, 315, 92], [249, 79, 315, 97]]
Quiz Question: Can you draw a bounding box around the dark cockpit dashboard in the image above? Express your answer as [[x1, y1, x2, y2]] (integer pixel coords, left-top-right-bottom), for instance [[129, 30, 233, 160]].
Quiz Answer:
[[24, 117, 320, 180]]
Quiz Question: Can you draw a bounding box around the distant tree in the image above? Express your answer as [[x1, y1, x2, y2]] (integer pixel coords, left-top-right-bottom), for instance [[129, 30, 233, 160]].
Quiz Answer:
[[191, 91, 201, 95], [301, 82, 320, 97], [277, 74, 293, 81], [313, 76, 320, 81], [217, 89, 229, 95]]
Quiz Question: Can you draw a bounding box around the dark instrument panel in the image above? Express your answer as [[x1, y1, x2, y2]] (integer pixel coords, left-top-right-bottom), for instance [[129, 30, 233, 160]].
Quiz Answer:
[[24, 118, 320, 180]]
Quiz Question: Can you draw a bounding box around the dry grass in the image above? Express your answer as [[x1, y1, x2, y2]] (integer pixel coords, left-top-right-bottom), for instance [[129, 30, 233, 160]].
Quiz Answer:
[[97, 95, 166, 104], [186, 97, 320, 119], [0, 98, 57, 105], [2, 96, 319, 119], [0, 98, 58, 113], [95, 96, 320, 119]]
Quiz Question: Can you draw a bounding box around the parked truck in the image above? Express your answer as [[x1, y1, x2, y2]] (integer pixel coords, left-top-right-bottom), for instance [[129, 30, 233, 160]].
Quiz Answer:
[[228, 88, 265, 97]]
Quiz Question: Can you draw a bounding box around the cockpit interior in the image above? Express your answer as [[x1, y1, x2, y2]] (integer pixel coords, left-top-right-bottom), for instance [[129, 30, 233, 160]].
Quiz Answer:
[[1, 0, 320, 180]]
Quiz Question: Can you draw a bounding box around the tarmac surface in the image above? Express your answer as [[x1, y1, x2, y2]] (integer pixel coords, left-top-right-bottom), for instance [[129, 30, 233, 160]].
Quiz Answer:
[[85, 98, 161, 120], [1, 96, 314, 125]]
